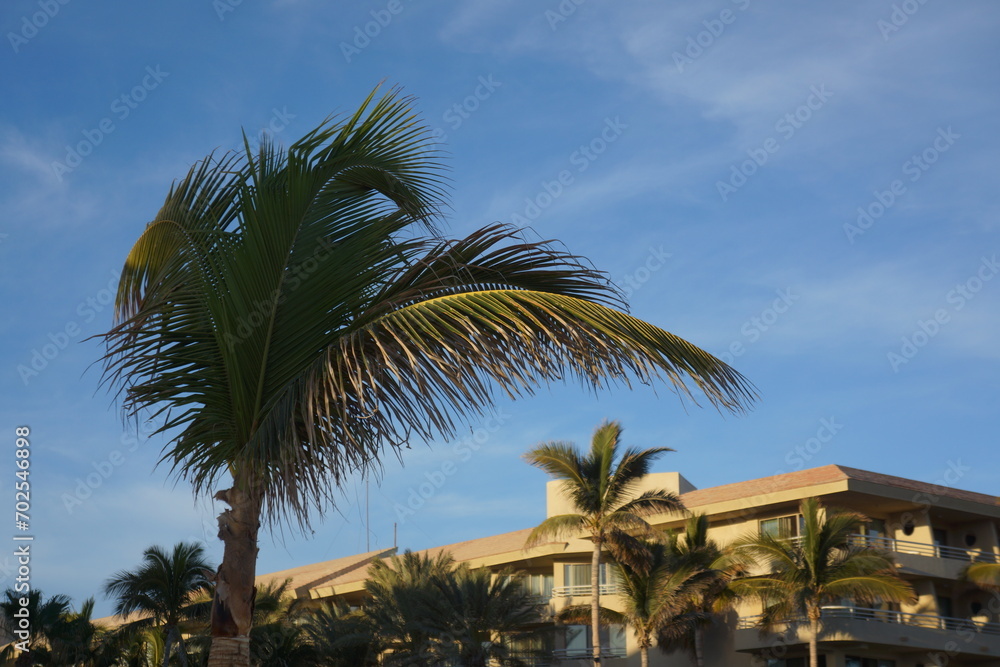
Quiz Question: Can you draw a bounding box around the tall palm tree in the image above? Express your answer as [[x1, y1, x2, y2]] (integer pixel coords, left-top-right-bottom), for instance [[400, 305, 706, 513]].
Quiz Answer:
[[524, 420, 687, 666], [730, 498, 915, 667], [100, 86, 754, 667], [559, 541, 709, 667], [103, 542, 214, 667]]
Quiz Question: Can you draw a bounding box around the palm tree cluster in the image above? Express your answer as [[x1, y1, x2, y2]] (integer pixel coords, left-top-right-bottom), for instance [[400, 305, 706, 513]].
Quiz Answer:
[[0, 541, 554, 667], [525, 422, 921, 667]]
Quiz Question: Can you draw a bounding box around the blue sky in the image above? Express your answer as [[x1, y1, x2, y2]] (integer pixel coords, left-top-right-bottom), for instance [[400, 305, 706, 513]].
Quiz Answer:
[[2, 0, 999, 617]]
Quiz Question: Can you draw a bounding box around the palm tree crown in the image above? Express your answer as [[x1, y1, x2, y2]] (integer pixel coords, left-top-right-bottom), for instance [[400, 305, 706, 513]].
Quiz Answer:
[[100, 86, 753, 666], [559, 540, 710, 667], [730, 498, 915, 667], [104, 542, 214, 667], [524, 420, 687, 666]]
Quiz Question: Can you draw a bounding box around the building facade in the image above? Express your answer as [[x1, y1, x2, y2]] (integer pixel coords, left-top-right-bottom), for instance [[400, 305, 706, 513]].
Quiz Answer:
[[260, 465, 1000, 667]]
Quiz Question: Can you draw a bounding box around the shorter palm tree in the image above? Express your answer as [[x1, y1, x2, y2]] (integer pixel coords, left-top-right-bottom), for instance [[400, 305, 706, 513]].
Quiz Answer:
[[365, 550, 546, 667], [524, 420, 686, 666], [561, 541, 709, 667], [730, 498, 915, 667], [303, 600, 379, 667], [364, 550, 456, 664], [104, 542, 214, 667], [0, 589, 73, 665], [424, 565, 546, 667], [663, 514, 741, 667]]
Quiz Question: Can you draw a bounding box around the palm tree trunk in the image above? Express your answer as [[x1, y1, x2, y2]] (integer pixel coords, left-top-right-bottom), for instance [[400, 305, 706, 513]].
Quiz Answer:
[[176, 632, 191, 667], [207, 483, 261, 667], [694, 625, 705, 667], [162, 627, 174, 667], [808, 604, 820, 667], [591, 540, 602, 666], [640, 645, 648, 667]]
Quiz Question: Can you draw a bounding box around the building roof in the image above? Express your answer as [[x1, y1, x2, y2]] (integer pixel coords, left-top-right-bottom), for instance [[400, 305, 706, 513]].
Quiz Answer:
[[680, 464, 998, 512]]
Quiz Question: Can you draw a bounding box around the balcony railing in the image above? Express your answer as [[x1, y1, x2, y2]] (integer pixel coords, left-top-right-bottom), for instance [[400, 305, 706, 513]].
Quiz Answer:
[[551, 584, 624, 598], [552, 646, 628, 659], [783, 534, 1000, 563], [737, 605, 1000, 636]]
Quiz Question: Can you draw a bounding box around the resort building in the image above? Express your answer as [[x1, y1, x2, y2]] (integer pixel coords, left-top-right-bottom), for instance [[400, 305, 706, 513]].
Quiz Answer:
[[260, 464, 1000, 667]]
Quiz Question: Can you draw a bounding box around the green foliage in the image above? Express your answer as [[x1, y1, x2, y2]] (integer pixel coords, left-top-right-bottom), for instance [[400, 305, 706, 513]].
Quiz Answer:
[[100, 85, 753, 533], [102, 542, 214, 667], [730, 498, 915, 666], [962, 561, 1000, 591], [559, 541, 710, 652], [523, 420, 685, 556], [364, 550, 546, 667]]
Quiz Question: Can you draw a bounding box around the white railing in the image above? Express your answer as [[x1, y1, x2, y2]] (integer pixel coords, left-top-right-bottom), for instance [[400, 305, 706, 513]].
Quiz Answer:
[[781, 534, 1000, 563], [737, 605, 1000, 636], [551, 584, 624, 598], [851, 534, 1000, 563], [552, 646, 628, 659]]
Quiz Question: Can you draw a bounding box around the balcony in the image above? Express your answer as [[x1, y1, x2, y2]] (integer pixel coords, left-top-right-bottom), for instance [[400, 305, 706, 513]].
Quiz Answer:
[[849, 534, 1000, 563], [738, 606, 1000, 634], [551, 583, 625, 598], [735, 606, 1000, 658]]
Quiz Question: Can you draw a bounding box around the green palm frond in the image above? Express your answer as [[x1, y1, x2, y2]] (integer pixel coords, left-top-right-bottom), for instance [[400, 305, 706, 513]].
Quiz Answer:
[[963, 561, 1000, 591], [730, 497, 915, 633], [524, 514, 588, 548]]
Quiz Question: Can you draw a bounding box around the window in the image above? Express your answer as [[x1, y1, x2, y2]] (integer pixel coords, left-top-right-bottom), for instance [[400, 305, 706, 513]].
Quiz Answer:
[[523, 573, 554, 598], [862, 518, 887, 537], [563, 563, 614, 587], [760, 515, 803, 538], [562, 624, 626, 657]]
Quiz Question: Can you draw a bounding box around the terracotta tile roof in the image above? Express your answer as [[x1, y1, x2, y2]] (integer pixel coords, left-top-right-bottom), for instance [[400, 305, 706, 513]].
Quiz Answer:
[[680, 464, 999, 510], [835, 465, 999, 506]]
